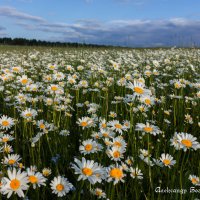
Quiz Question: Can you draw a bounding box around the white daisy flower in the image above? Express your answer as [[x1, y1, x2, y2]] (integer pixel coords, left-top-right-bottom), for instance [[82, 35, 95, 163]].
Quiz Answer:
[[106, 146, 125, 161], [78, 80, 88, 88], [50, 176, 73, 197], [48, 64, 57, 71], [27, 168, 46, 189], [135, 122, 161, 136], [21, 108, 38, 120], [123, 120, 130, 129], [79, 139, 102, 155], [1, 144, 13, 154], [125, 156, 134, 166], [189, 175, 200, 186], [2, 154, 21, 166], [71, 157, 105, 184], [112, 136, 127, 149], [67, 75, 76, 84], [0, 134, 14, 143], [0, 115, 15, 130], [42, 168, 52, 177], [130, 167, 143, 179], [170, 132, 181, 150], [18, 75, 30, 85], [47, 84, 63, 94], [140, 95, 155, 106], [77, 117, 94, 129], [159, 153, 176, 168], [177, 132, 200, 151], [139, 149, 151, 159], [99, 118, 107, 129], [1, 168, 29, 198], [36, 120, 50, 132], [99, 128, 116, 138], [91, 188, 106, 199], [108, 120, 127, 134], [107, 164, 126, 185], [53, 72, 65, 81], [127, 80, 151, 97]]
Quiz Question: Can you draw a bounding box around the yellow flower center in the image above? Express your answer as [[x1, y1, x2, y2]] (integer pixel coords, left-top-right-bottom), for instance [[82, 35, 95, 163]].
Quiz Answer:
[[124, 123, 129, 127], [82, 167, 93, 176], [143, 127, 153, 132], [8, 159, 16, 165], [115, 124, 122, 129], [82, 81, 87, 86], [192, 178, 198, 184], [145, 99, 151, 105], [85, 144, 93, 151], [56, 184, 64, 191], [2, 121, 10, 127], [29, 175, 38, 184], [43, 170, 50, 177], [134, 87, 144, 94], [181, 139, 192, 148], [21, 79, 28, 84], [13, 67, 19, 72], [102, 123, 107, 128], [18, 163, 23, 168], [4, 146, 10, 153], [145, 71, 151, 76], [95, 173, 100, 177], [80, 121, 88, 127], [113, 151, 120, 158], [103, 133, 109, 137], [127, 159, 132, 165], [49, 65, 55, 69], [114, 141, 122, 147], [4, 146, 11, 153], [175, 83, 181, 88], [69, 79, 75, 84], [96, 190, 102, 196], [132, 172, 137, 176], [110, 168, 123, 179], [10, 179, 20, 190], [25, 113, 32, 117], [163, 159, 171, 165], [40, 124, 45, 129], [47, 76, 52, 81], [51, 86, 58, 91], [139, 107, 145, 112], [2, 137, 9, 142]]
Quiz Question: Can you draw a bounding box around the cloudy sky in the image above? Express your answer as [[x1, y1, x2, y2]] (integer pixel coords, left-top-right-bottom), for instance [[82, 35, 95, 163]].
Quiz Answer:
[[0, 0, 200, 47]]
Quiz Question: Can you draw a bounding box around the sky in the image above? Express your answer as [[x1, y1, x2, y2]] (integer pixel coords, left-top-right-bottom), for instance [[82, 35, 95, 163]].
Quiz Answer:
[[0, 0, 200, 47]]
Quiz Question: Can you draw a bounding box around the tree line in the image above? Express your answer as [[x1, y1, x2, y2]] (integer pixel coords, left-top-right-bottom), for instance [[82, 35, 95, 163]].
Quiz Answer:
[[0, 37, 115, 48]]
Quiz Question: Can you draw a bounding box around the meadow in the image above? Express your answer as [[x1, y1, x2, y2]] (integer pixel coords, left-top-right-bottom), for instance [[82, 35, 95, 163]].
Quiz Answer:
[[0, 46, 199, 200]]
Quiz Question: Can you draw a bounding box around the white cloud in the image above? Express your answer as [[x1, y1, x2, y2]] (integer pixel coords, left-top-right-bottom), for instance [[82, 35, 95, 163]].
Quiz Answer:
[[0, 6, 45, 22], [0, 6, 200, 47]]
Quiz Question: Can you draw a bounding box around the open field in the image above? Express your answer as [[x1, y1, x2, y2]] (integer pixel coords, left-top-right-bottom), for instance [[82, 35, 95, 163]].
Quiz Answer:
[[0, 46, 199, 200]]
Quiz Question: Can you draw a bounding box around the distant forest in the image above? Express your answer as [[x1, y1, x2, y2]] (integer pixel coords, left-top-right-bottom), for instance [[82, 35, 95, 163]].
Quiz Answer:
[[0, 37, 115, 48]]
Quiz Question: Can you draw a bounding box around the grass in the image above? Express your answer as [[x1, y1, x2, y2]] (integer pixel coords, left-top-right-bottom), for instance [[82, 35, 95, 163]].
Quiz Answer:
[[0, 46, 199, 200]]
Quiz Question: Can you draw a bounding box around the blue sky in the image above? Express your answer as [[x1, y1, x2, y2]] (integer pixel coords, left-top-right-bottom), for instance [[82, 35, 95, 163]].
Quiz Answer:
[[0, 0, 200, 46]]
